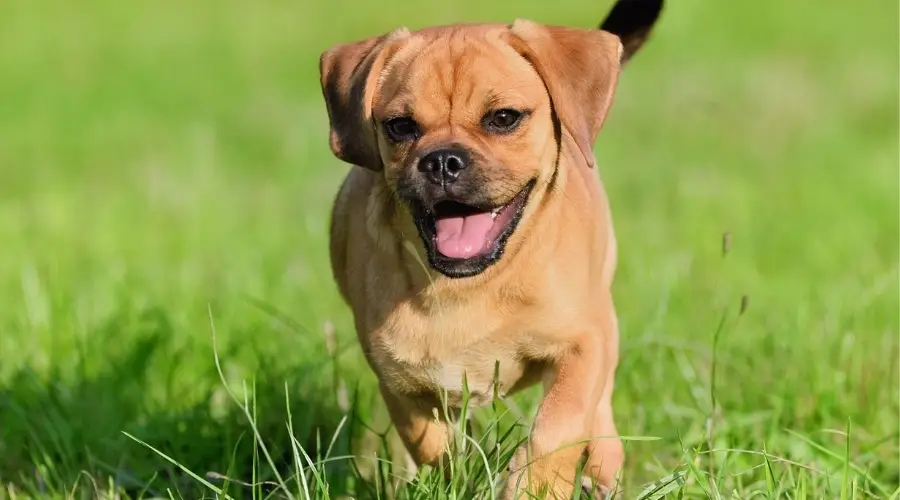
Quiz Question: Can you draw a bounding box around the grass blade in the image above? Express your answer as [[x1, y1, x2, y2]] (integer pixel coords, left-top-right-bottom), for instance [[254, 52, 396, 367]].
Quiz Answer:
[[122, 432, 232, 499]]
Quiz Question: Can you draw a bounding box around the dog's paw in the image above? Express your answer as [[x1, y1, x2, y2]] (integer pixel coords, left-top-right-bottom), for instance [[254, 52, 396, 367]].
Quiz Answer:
[[503, 446, 578, 500], [506, 445, 527, 473], [580, 477, 612, 500], [503, 446, 528, 498]]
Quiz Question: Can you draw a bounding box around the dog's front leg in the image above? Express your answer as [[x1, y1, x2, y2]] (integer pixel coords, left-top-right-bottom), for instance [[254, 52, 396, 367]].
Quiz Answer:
[[584, 309, 624, 494], [505, 336, 608, 499], [379, 383, 453, 471]]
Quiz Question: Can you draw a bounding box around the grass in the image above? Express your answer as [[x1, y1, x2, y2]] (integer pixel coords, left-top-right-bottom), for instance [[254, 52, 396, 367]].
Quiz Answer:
[[0, 0, 897, 498]]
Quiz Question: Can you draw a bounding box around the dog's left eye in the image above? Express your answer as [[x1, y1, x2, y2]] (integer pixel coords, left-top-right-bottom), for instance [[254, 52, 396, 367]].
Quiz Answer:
[[483, 109, 524, 133]]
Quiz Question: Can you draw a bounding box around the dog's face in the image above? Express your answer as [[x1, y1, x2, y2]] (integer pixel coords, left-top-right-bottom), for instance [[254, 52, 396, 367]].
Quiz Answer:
[[374, 26, 557, 278], [320, 21, 624, 278]]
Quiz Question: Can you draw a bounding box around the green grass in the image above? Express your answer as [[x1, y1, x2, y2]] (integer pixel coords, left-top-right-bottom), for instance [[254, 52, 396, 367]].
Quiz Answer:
[[0, 0, 897, 498]]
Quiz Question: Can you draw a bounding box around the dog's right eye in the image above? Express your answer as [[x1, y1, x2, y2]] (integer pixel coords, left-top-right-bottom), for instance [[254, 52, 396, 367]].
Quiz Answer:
[[384, 117, 420, 142], [483, 109, 525, 134]]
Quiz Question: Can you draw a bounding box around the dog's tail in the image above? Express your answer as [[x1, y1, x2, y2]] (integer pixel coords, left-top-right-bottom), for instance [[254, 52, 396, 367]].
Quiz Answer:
[[599, 0, 664, 64]]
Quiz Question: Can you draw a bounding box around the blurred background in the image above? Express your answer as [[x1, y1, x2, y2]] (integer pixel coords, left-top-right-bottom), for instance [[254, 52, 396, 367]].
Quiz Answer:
[[0, 0, 897, 498]]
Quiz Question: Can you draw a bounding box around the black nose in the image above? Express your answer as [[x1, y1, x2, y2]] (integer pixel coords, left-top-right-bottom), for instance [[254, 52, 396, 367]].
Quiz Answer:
[[418, 148, 469, 185]]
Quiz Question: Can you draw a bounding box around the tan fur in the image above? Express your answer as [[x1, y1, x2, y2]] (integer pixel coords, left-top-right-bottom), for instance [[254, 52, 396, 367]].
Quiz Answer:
[[319, 8, 661, 498]]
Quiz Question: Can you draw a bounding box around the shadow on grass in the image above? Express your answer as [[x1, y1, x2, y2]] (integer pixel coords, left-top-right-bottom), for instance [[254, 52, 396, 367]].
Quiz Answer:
[[5, 303, 895, 499], [0, 305, 372, 499]]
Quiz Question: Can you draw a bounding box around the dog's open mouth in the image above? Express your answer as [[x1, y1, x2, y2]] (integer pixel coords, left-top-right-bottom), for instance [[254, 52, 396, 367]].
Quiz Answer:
[[411, 180, 535, 278]]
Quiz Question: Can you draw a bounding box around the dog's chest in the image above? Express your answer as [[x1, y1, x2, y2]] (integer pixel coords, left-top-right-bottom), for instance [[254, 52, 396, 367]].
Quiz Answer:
[[405, 349, 529, 407], [370, 286, 555, 407], [377, 320, 533, 407]]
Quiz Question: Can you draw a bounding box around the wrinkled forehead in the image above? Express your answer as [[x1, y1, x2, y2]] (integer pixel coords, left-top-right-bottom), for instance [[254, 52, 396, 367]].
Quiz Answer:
[[373, 25, 547, 119]]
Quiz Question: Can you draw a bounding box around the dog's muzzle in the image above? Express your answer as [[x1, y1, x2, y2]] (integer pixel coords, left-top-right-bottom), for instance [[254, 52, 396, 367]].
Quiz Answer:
[[405, 179, 536, 279]]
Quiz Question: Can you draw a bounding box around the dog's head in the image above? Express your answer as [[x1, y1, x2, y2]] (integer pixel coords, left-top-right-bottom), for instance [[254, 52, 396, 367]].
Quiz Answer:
[[320, 7, 660, 278]]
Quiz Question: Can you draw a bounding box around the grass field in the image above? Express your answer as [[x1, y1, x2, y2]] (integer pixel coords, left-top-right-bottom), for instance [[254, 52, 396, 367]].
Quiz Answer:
[[1, 0, 898, 498]]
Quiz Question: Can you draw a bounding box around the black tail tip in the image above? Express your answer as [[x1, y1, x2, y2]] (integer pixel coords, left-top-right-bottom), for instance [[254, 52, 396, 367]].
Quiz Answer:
[[600, 0, 665, 63]]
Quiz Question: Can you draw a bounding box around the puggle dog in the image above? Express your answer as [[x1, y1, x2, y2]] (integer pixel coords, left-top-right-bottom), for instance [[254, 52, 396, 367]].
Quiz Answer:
[[319, 0, 663, 497]]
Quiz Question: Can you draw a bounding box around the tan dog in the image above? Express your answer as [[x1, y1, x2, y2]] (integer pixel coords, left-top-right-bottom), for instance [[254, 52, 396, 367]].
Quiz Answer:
[[319, 1, 663, 497]]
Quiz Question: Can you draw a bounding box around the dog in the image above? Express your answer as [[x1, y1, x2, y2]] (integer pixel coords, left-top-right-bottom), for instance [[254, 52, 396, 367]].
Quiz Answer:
[[319, 1, 664, 497]]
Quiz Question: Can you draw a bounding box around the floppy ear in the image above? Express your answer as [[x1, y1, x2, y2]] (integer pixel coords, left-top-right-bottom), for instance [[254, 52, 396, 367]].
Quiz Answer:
[[506, 20, 623, 169], [319, 28, 409, 171]]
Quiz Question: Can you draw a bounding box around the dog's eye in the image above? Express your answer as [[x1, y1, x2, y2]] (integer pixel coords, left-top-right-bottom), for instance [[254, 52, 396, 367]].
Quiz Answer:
[[483, 109, 524, 133], [384, 117, 419, 142]]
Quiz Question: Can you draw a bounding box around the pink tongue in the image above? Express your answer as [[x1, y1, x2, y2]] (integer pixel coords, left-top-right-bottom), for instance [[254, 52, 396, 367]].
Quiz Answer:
[[435, 212, 494, 259]]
